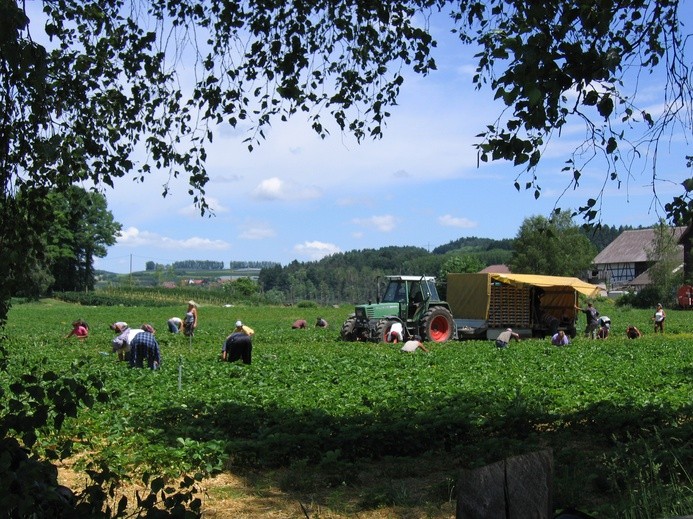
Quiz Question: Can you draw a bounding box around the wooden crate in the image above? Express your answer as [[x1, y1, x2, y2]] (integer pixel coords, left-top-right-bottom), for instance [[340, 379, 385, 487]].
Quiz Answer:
[[488, 284, 530, 327]]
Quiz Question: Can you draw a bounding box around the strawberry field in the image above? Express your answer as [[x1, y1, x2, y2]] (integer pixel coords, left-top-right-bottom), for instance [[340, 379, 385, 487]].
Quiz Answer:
[[2, 298, 692, 518]]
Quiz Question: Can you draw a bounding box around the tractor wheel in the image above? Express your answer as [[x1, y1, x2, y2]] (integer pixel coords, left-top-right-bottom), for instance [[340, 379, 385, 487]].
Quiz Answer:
[[340, 317, 358, 341], [375, 319, 394, 343], [420, 307, 454, 342]]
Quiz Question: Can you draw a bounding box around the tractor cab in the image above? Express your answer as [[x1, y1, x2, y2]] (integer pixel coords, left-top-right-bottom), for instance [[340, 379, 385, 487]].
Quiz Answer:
[[341, 274, 455, 343], [381, 276, 441, 322]]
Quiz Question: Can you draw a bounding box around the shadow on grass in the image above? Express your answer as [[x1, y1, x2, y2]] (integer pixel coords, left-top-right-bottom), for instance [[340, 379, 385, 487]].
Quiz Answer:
[[135, 389, 691, 516]]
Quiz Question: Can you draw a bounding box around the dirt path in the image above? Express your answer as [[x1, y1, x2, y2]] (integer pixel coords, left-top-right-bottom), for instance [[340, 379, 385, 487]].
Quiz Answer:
[[58, 459, 458, 518]]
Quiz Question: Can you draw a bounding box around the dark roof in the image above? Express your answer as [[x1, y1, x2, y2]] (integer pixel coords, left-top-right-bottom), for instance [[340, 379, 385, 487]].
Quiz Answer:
[[593, 227, 686, 265], [679, 221, 693, 243], [479, 264, 511, 273], [628, 270, 651, 287], [626, 261, 684, 288]]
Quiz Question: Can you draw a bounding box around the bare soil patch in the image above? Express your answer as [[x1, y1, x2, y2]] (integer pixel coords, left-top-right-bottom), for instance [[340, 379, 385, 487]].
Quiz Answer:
[[58, 454, 458, 518]]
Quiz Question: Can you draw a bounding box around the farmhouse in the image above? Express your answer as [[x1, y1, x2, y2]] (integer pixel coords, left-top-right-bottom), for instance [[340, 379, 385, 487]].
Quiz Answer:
[[591, 227, 686, 289]]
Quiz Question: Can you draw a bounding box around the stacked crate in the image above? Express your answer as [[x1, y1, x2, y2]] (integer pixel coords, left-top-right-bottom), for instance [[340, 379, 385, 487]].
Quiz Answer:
[[488, 283, 530, 327]]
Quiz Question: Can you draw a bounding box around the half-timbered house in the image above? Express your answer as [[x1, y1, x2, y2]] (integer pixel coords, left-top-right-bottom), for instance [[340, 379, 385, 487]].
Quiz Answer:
[[592, 227, 686, 289]]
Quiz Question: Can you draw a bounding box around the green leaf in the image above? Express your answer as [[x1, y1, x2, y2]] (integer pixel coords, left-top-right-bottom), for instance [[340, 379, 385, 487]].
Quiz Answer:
[[151, 476, 166, 493], [598, 95, 614, 118], [606, 137, 617, 154]]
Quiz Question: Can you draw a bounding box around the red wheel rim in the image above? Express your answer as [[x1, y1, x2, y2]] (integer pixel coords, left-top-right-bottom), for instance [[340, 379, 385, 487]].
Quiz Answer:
[[429, 315, 451, 342]]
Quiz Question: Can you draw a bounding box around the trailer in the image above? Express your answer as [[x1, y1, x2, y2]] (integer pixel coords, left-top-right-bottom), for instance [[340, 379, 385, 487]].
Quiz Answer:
[[446, 273, 601, 340]]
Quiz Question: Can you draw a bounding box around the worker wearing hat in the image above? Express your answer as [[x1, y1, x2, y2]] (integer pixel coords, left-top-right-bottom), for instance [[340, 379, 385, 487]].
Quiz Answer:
[[223, 320, 255, 365], [233, 320, 255, 336]]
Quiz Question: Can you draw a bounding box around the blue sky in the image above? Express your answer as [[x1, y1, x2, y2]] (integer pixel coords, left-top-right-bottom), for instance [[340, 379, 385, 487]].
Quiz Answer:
[[95, 7, 693, 274]]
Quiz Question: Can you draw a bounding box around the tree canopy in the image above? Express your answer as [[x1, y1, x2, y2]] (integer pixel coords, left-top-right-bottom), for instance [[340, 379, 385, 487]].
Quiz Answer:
[[4, 0, 690, 207], [509, 212, 597, 276], [1, 0, 691, 322], [579, 223, 636, 253], [646, 218, 684, 305], [47, 187, 121, 292], [6, 187, 120, 298]]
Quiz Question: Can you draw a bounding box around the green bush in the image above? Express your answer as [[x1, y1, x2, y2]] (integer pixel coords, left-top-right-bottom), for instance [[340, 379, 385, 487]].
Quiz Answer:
[[616, 286, 660, 309]]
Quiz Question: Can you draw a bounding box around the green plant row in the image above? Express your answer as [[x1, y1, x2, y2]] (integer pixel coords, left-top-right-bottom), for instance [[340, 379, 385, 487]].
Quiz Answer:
[[53, 287, 255, 308]]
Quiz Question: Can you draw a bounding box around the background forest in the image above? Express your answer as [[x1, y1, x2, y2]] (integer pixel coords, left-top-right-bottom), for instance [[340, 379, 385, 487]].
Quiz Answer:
[[88, 223, 633, 307], [256, 223, 626, 304]]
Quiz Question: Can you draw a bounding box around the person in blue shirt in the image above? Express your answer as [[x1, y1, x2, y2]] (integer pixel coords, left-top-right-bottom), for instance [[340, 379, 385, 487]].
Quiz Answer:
[[129, 331, 160, 369]]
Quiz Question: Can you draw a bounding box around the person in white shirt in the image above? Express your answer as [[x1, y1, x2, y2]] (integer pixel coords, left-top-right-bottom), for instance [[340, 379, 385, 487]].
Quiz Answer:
[[652, 303, 666, 333], [167, 317, 183, 333], [400, 335, 428, 353], [387, 322, 404, 343], [112, 326, 145, 361], [495, 328, 520, 348]]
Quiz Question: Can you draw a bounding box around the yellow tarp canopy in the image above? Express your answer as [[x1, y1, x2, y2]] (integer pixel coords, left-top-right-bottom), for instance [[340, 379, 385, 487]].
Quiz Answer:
[[447, 273, 600, 322], [488, 273, 601, 297]]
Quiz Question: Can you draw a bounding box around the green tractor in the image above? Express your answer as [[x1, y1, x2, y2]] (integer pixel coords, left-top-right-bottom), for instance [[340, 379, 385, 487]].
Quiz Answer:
[[340, 275, 456, 343]]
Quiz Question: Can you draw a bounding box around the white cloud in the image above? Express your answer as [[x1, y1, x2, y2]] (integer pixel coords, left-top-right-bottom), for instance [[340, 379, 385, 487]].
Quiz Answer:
[[161, 236, 230, 250], [438, 214, 478, 228], [217, 122, 250, 138], [116, 227, 151, 246], [352, 215, 397, 232], [206, 197, 230, 213], [455, 64, 477, 77], [116, 226, 230, 250], [252, 176, 322, 201], [253, 177, 284, 200], [293, 240, 341, 260], [239, 225, 276, 240], [212, 173, 243, 184]]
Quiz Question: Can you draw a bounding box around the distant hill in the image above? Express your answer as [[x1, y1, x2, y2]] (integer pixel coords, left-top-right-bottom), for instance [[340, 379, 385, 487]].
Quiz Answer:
[[578, 224, 636, 252], [432, 236, 515, 266], [432, 236, 515, 255], [432, 224, 633, 255]]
